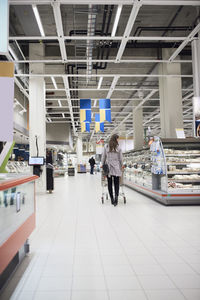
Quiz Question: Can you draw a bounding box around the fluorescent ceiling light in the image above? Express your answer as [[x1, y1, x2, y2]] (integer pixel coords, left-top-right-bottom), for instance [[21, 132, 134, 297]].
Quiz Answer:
[[8, 46, 18, 60], [58, 100, 62, 107], [51, 76, 58, 89], [62, 113, 65, 118], [32, 5, 45, 37], [111, 5, 122, 37], [97, 77, 103, 90]]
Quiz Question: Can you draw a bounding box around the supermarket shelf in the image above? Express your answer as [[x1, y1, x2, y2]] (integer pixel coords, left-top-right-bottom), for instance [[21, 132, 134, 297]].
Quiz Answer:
[[168, 179, 200, 183], [124, 179, 200, 205], [165, 154, 200, 157], [168, 171, 200, 175], [167, 162, 200, 165]]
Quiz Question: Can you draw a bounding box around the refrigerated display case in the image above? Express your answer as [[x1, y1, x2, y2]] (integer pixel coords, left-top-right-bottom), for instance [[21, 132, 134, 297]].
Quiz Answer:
[[124, 138, 200, 205], [0, 174, 38, 290]]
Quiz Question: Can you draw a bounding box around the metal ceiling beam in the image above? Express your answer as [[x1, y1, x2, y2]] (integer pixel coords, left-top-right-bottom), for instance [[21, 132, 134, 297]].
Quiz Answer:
[[9, 36, 188, 41], [115, 0, 142, 62], [107, 89, 161, 139], [107, 76, 119, 98], [13, 59, 193, 64], [62, 75, 76, 135], [169, 23, 200, 62], [134, 90, 158, 111], [52, 2, 67, 61], [15, 74, 193, 78], [9, 0, 200, 6]]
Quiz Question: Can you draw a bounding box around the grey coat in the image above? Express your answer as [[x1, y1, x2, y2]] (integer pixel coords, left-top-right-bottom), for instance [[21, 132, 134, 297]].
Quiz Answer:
[[101, 144, 123, 177]]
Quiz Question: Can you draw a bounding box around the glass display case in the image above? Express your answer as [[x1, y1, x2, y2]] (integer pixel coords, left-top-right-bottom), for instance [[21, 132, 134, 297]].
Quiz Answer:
[[124, 148, 152, 189], [0, 174, 38, 290], [123, 138, 200, 205]]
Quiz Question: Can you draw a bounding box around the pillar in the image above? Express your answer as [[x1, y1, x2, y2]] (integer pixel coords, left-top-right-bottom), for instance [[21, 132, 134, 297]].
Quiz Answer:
[[133, 102, 144, 150], [159, 49, 184, 138], [29, 44, 46, 193], [76, 135, 83, 164], [192, 35, 200, 136]]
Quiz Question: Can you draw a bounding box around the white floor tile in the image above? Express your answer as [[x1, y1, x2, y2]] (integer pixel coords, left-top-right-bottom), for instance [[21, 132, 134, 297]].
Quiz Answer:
[[101, 254, 129, 265], [33, 291, 70, 300], [74, 254, 101, 265], [170, 274, 200, 289], [181, 289, 200, 300], [128, 255, 157, 265], [71, 291, 108, 300], [42, 264, 73, 277], [190, 264, 200, 274], [72, 276, 106, 290], [161, 263, 196, 275], [109, 290, 147, 300], [73, 264, 104, 276], [145, 290, 185, 300], [132, 264, 166, 275], [103, 265, 134, 276], [105, 275, 142, 290], [37, 277, 72, 291], [138, 275, 176, 290]]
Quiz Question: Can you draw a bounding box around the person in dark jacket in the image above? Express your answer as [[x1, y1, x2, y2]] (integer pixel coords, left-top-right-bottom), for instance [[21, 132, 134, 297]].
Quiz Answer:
[[89, 157, 95, 174]]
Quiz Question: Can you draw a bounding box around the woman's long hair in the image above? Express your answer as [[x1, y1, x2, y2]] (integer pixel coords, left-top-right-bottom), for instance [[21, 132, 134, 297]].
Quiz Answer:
[[109, 134, 119, 152]]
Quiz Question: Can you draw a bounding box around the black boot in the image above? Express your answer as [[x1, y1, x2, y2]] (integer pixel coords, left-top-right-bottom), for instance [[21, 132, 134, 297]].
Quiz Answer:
[[111, 197, 114, 205], [114, 196, 118, 206]]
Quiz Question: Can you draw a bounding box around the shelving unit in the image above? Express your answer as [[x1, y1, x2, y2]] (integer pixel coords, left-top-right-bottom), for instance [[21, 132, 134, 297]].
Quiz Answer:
[[123, 138, 200, 205]]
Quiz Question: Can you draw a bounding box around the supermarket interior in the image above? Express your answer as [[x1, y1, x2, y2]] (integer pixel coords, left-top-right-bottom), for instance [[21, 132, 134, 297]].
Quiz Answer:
[[1, 0, 200, 299]]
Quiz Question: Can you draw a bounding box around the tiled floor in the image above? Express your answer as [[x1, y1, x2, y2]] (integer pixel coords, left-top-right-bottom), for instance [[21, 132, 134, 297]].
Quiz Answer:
[[1, 173, 200, 300]]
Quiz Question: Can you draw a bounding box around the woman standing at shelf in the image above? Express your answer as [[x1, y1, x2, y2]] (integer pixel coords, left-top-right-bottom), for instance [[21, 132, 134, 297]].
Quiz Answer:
[[101, 134, 123, 206]]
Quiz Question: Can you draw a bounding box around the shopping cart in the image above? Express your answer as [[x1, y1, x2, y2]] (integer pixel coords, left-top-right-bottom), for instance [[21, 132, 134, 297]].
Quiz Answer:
[[101, 170, 126, 204]]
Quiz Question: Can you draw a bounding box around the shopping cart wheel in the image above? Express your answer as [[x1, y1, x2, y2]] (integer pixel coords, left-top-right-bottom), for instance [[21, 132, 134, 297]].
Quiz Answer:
[[123, 197, 126, 204], [101, 197, 104, 204]]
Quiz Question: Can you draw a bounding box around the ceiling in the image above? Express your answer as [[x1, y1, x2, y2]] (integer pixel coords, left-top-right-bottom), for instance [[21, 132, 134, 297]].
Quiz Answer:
[[4, 0, 200, 142]]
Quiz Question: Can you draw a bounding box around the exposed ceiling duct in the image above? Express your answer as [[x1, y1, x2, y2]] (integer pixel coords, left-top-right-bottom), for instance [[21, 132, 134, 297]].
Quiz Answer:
[[86, 4, 97, 82]]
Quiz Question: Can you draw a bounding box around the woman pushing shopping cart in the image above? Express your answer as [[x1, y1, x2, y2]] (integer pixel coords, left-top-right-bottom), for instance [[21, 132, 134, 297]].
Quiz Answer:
[[101, 134, 126, 206]]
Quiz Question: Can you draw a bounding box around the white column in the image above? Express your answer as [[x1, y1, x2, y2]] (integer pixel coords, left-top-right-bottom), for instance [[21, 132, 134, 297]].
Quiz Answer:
[[76, 135, 83, 164], [192, 35, 200, 137], [133, 103, 144, 150], [192, 37, 200, 97], [159, 49, 183, 138], [29, 44, 46, 193]]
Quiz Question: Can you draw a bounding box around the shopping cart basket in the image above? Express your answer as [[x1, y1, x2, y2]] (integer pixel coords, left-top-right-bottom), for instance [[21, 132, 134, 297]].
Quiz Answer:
[[101, 170, 126, 204]]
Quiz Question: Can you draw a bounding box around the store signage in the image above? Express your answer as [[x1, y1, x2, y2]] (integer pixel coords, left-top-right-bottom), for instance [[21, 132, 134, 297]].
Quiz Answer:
[[0, 0, 8, 54], [95, 113, 104, 133], [0, 62, 14, 142], [175, 128, 185, 139], [193, 97, 200, 137], [99, 99, 111, 123]]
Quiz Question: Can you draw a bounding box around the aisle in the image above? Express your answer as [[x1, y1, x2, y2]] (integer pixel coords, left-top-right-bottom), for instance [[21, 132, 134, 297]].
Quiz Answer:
[[1, 174, 200, 300]]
